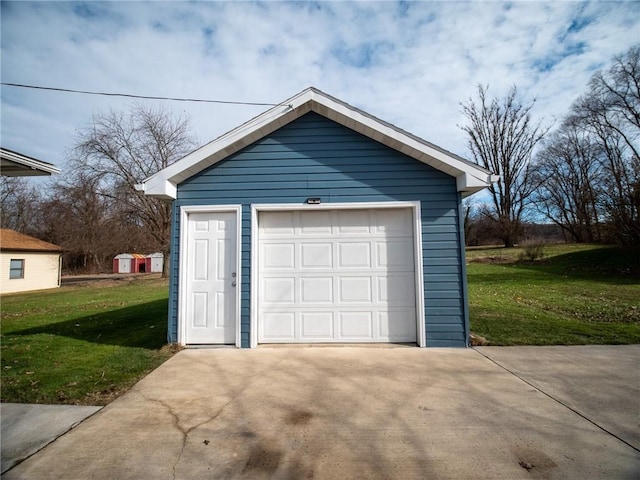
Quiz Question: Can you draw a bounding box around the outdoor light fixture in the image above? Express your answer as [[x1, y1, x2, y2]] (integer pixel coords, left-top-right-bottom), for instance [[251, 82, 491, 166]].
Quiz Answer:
[[306, 197, 321, 204]]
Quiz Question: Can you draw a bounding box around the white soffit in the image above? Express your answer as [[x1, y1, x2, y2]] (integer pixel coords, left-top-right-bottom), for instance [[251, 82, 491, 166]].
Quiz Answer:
[[0, 148, 60, 177], [138, 87, 495, 200]]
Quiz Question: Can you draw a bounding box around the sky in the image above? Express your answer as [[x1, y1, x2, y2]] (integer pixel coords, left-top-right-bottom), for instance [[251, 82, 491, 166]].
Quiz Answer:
[[1, 1, 639, 183]]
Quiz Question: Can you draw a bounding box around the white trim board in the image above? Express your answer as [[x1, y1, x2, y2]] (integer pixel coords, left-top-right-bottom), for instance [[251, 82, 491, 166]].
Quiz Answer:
[[250, 201, 426, 348], [137, 87, 497, 200], [0, 147, 60, 177], [178, 205, 242, 347]]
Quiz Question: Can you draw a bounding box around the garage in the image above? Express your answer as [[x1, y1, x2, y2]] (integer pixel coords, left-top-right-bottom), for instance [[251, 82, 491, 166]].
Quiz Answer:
[[256, 207, 419, 343], [139, 87, 495, 347]]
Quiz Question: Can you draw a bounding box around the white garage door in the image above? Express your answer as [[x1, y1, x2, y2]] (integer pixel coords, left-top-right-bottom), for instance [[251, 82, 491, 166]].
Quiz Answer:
[[258, 208, 417, 343]]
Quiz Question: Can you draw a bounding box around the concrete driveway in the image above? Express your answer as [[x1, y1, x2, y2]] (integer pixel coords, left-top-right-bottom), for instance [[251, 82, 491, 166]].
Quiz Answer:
[[4, 345, 639, 479]]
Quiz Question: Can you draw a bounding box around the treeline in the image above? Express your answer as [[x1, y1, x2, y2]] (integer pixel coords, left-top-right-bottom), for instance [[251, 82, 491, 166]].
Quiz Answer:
[[2, 46, 638, 271], [1, 105, 196, 275], [2, 174, 156, 273], [462, 45, 639, 248]]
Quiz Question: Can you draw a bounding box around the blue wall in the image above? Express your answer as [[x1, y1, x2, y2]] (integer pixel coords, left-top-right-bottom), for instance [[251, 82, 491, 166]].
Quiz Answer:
[[170, 112, 467, 347]]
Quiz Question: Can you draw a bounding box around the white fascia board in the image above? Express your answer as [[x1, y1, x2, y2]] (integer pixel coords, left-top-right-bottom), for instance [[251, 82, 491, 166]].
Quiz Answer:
[[139, 175, 177, 200], [139, 87, 494, 198], [141, 93, 317, 197], [457, 172, 500, 197], [307, 92, 493, 190], [0, 148, 61, 176]]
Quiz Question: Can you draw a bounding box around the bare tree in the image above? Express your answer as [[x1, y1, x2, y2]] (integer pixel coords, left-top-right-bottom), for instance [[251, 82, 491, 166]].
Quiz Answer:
[[460, 85, 549, 247], [571, 45, 640, 247], [32, 172, 163, 273], [533, 119, 603, 243], [462, 197, 474, 244], [0, 176, 42, 234], [71, 104, 197, 276], [39, 174, 116, 272]]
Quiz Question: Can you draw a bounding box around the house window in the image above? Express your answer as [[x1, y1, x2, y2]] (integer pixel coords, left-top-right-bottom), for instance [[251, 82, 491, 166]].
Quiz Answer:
[[9, 259, 25, 279]]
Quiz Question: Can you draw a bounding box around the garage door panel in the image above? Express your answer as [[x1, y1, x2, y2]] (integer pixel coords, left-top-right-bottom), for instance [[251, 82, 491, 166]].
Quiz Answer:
[[262, 277, 295, 303], [301, 277, 333, 303], [339, 312, 373, 338], [378, 275, 416, 304], [262, 312, 295, 339], [300, 210, 332, 234], [336, 210, 371, 234], [258, 208, 417, 343], [261, 211, 295, 235], [262, 243, 295, 269], [338, 242, 371, 268], [376, 239, 414, 269], [339, 276, 372, 303], [374, 209, 412, 235], [379, 310, 416, 341], [301, 312, 333, 338], [301, 242, 333, 268]]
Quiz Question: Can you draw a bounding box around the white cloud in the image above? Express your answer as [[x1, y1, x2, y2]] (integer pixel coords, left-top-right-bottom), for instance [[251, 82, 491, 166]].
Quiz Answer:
[[1, 0, 638, 177]]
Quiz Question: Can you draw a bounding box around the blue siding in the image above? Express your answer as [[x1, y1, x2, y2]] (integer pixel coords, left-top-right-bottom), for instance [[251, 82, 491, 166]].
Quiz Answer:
[[169, 112, 468, 347]]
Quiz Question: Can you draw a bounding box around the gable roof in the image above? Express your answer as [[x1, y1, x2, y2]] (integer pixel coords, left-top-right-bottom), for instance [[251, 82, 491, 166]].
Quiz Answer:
[[137, 87, 497, 200], [0, 229, 63, 253], [1, 148, 61, 177], [114, 253, 147, 259]]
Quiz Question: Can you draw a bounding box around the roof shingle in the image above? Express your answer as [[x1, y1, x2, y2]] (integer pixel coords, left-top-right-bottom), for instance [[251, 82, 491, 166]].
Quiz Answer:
[[0, 229, 63, 252]]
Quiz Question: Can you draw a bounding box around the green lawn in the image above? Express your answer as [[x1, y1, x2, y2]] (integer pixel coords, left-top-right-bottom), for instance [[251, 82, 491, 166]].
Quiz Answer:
[[2, 245, 638, 405], [1, 276, 176, 405], [467, 244, 640, 345]]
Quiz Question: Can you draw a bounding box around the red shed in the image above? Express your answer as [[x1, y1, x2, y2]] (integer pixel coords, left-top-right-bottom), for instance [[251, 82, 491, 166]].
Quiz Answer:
[[113, 253, 147, 273]]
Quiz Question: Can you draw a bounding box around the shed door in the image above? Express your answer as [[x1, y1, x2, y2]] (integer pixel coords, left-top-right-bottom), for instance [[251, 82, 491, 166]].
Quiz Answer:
[[151, 257, 163, 273], [184, 211, 237, 344], [119, 259, 131, 274], [258, 208, 417, 343]]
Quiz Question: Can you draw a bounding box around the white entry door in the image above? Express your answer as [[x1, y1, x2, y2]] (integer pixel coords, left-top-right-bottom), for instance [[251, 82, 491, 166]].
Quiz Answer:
[[184, 211, 237, 344], [257, 208, 417, 343]]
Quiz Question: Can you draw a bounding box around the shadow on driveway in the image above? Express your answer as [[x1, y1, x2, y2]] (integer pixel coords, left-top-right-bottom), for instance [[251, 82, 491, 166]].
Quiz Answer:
[[3, 346, 639, 479]]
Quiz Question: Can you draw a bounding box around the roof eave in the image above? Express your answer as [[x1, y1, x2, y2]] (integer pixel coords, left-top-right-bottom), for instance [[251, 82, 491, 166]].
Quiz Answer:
[[138, 87, 496, 199], [306, 91, 494, 184], [1, 247, 63, 253], [140, 92, 317, 199], [0, 148, 60, 176], [457, 173, 500, 198], [134, 177, 176, 201]]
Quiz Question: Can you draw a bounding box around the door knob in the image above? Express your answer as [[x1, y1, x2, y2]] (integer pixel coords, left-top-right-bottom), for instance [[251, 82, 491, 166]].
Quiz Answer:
[[232, 281, 237, 287]]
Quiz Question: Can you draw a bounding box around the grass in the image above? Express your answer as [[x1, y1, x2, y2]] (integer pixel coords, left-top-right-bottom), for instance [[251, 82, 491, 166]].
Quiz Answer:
[[1, 275, 176, 405], [1, 244, 638, 405], [467, 244, 640, 345]]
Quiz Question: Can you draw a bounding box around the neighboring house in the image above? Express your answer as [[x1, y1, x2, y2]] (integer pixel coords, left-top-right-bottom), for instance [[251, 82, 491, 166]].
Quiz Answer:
[[1, 148, 61, 176], [0, 229, 63, 294], [137, 87, 497, 348]]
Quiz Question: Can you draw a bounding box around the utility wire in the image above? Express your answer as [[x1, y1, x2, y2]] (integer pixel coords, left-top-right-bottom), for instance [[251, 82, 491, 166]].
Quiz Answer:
[[1, 82, 281, 107]]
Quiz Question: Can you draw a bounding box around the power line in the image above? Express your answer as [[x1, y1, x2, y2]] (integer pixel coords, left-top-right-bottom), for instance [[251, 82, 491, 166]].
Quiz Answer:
[[0, 82, 281, 107]]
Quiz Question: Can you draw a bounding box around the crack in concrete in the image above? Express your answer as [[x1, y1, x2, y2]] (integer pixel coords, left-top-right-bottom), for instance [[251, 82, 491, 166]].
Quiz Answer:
[[133, 355, 290, 479], [134, 392, 213, 479], [472, 347, 640, 454], [106, 389, 186, 479]]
